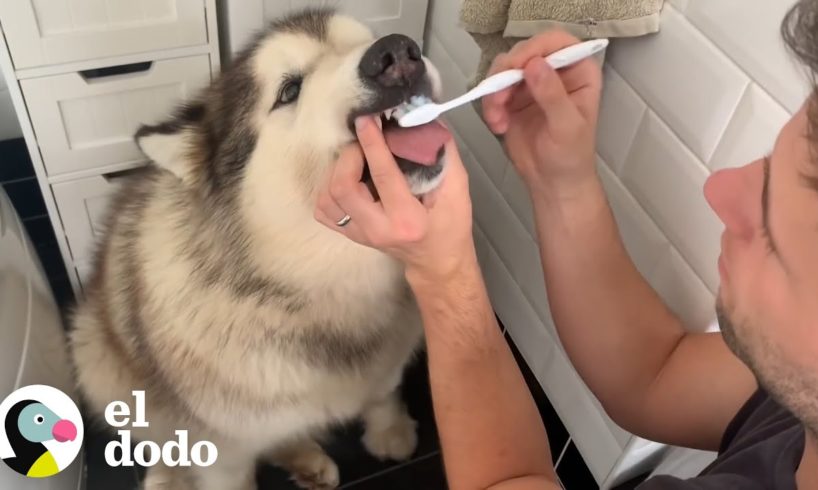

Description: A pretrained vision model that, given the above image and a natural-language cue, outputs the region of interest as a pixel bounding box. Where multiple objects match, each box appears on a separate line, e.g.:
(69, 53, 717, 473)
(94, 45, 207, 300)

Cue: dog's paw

(362, 412, 418, 461)
(289, 451, 340, 490)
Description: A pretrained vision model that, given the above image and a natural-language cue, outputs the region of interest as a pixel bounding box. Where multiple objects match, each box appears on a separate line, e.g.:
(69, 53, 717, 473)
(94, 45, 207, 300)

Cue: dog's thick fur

(68, 9, 445, 490)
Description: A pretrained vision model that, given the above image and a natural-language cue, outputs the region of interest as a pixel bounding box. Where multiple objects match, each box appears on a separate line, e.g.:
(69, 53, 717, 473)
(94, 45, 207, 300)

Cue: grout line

(21, 213, 48, 222)
(338, 450, 441, 489)
(554, 437, 572, 470)
(0, 175, 36, 186)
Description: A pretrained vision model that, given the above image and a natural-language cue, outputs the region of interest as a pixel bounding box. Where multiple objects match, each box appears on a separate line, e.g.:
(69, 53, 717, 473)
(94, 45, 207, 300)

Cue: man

(314, 0, 818, 488)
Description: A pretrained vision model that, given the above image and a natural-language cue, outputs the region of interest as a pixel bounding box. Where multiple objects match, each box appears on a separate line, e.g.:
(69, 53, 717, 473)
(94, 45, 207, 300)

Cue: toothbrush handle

(437, 39, 609, 113)
(439, 69, 524, 112)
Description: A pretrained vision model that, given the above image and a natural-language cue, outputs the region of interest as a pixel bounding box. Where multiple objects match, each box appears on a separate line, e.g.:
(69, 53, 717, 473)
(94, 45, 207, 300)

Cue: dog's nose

(359, 34, 425, 88)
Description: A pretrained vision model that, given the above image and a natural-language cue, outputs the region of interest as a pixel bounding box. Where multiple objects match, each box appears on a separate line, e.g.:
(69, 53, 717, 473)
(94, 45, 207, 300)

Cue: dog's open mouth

(348, 93, 452, 195)
(376, 101, 451, 167)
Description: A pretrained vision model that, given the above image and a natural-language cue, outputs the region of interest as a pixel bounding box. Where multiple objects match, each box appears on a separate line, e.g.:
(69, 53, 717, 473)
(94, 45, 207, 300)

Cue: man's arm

(408, 253, 560, 490)
(315, 119, 559, 490)
(481, 30, 758, 452)
(531, 179, 757, 451)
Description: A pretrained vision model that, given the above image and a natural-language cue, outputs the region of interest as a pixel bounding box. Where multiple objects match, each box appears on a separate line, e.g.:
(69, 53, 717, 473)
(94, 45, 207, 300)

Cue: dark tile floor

(2, 137, 600, 488)
(81, 352, 446, 490)
(0, 138, 75, 311)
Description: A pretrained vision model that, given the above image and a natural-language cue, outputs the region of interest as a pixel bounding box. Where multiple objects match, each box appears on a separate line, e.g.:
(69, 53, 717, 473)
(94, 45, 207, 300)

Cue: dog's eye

(273, 77, 302, 110)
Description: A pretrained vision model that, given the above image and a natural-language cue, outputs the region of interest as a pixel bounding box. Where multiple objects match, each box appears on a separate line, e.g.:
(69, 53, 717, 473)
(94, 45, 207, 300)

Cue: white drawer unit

(51, 170, 136, 265)
(0, 1, 220, 298)
(222, 0, 429, 60)
(23, 55, 212, 176)
(0, 0, 208, 69)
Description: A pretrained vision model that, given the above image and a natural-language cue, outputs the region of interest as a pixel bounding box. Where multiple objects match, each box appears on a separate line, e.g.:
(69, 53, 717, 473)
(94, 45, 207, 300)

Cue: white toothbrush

(396, 38, 609, 128)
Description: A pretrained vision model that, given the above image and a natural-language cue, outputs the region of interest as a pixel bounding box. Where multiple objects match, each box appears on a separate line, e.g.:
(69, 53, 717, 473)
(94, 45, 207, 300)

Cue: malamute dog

(68, 8, 451, 490)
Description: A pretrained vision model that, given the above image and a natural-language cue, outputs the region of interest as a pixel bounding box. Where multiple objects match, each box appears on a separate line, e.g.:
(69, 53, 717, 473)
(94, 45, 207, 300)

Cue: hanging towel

(460, 0, 665, 87)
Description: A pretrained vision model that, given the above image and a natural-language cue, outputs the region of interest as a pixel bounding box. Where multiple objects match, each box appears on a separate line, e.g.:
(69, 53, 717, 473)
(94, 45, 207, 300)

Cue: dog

(67, 8, 450, 489)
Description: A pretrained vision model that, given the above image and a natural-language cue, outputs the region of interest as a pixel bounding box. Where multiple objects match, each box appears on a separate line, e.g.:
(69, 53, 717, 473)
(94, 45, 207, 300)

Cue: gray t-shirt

(637, 389, 804, 489)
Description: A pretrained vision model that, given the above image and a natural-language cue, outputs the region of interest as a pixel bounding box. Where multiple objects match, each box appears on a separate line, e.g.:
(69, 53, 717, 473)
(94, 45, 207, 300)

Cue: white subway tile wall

(426, 0, 803, 483)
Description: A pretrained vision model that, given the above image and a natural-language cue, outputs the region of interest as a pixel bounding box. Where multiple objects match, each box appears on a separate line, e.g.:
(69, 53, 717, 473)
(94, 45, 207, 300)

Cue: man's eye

(273, 77, 302, 110)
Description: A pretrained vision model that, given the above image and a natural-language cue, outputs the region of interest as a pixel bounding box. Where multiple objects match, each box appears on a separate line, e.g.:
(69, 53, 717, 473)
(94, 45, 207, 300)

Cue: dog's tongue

(383, 120, 451, 165)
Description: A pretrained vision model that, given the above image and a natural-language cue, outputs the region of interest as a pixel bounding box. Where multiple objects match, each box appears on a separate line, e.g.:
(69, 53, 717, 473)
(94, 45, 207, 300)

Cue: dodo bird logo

(0, 385, 84, 478)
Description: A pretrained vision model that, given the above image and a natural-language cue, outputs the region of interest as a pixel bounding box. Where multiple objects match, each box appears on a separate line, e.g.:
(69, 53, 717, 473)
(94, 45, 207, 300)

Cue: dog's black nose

(359, 34, 425, 88)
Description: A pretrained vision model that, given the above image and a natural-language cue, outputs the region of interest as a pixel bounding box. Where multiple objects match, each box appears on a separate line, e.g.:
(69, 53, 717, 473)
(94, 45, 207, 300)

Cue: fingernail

(355, 116, 369, 131)
(530, 60, 550, 83)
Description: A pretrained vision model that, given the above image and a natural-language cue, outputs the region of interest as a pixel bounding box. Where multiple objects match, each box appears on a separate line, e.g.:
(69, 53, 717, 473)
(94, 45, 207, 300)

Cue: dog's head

(135, 8, 450, 214)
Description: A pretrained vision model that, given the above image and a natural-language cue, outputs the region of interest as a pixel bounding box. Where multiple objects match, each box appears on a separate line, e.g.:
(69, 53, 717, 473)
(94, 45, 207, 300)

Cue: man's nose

(704, 164, 759, 240)
(359, 34, 425, 89)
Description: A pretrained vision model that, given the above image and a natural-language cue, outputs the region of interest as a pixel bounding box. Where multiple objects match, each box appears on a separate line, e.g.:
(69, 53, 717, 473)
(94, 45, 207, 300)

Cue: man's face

(705, 96, 818, 430)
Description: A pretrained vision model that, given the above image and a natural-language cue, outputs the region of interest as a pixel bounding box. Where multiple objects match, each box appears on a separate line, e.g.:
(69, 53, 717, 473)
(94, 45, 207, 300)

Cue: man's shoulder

(634, 388, 803, 490)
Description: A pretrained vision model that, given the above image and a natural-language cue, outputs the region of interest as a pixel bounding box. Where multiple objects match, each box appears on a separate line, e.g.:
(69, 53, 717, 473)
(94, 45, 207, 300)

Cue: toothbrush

(396, 38, 609, 128)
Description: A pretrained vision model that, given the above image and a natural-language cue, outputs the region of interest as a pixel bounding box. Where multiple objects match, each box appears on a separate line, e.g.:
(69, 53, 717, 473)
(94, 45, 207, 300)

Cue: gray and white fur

(68, 8, 446, 490)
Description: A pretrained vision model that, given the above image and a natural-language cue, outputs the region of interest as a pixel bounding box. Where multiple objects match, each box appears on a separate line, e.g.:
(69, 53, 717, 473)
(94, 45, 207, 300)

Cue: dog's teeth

(376, 116, 383, 129)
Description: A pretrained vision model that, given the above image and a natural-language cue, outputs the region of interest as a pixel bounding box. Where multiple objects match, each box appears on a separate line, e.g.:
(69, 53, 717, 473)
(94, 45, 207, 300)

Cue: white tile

(467, 144, 555, 327)
(500, 168, 536, 238)
(427, 34, 509, 186)
(597, 158, 670, 281)
(475, 225, 556, 376)
(426, 0, 482, 80)
(0, 89, 22, 141)
(597, 66, 647, 174)
(710, 84, 792, 171)
(622, 112, 722, 293)
(669, 0, 689, 13)
(648, 247, 717, 332)
(686, 0, 810, 113)
(608, 6, 749, 162)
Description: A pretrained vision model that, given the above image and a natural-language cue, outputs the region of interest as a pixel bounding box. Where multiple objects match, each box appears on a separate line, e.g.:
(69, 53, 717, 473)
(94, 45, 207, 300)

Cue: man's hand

(314, 116, 475, 286)
(482, 31, 603, 203)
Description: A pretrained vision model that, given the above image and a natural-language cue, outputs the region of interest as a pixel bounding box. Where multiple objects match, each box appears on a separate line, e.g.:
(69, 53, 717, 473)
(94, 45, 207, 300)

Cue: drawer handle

(79, 61, 153, 83)
(101, 166, 148, 182)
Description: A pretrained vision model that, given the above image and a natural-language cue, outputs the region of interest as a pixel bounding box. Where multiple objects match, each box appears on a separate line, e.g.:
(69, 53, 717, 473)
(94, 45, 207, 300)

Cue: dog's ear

(135, 103, 208, 186)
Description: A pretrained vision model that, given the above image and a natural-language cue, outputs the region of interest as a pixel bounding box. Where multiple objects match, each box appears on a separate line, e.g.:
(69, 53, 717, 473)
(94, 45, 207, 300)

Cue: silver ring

(336, 214, 351, 227)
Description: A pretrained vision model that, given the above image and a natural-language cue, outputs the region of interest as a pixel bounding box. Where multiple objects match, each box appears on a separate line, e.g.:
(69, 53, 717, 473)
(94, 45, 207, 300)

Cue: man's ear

(135, 103, 207, 186)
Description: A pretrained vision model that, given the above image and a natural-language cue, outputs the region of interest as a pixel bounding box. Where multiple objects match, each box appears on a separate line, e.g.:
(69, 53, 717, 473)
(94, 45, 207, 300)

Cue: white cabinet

(22, 55, 211, 176)
(0, 0, 208, 69)
(222, 0, 429, 60)
(0, 1, 221, 296)
(51, 171, 136, 265)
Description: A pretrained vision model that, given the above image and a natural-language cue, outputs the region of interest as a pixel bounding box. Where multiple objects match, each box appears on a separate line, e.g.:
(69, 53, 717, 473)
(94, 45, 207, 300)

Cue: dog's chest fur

(95, 173, 423, 442)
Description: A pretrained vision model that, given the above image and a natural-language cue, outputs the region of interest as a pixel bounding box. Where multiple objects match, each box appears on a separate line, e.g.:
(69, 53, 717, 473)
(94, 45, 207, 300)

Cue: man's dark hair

(782, 0, 818, 152)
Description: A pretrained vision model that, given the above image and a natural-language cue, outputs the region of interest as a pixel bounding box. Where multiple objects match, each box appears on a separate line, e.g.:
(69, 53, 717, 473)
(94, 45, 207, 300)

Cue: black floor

(0, 138, 76, 311)
(2, 137, 600, 489)
(80, 352, 446, 490)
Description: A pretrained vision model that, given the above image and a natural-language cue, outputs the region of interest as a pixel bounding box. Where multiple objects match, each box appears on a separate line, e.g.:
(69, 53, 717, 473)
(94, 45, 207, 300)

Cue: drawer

(0, 0, 208, 69)
(51, 168, 142, 263)
(21, 55, 211, 176)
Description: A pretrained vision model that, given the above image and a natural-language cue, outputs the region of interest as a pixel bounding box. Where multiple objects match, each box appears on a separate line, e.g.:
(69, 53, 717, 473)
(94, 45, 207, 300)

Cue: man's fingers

(505, 30, 582, 68)
(557, 60, 603, 120)
(483, 54, 515, 132)
(481, 31, 586, 133)
(326, 142, 386, 226)
(329, 143, 371, 207)
(522, 58, 583, 133)
(354, 116, 417, 211)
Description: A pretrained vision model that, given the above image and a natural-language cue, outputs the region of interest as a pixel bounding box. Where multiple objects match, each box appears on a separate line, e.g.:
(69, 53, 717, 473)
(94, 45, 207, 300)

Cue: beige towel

(461, 0, 665, 87)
